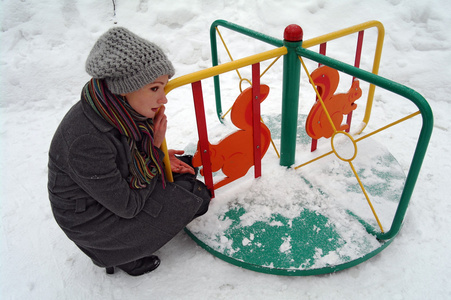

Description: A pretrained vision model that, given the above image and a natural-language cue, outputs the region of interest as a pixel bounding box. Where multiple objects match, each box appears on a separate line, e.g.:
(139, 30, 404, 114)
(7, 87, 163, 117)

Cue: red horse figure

(306, 65, 362, 139)
(192, 85, 271, 190)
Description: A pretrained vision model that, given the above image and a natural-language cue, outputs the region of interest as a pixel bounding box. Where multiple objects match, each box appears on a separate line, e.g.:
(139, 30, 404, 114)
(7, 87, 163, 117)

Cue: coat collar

(81, 98, 115, 133)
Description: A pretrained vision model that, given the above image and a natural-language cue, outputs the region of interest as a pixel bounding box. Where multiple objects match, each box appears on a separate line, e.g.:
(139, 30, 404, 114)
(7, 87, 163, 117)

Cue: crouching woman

(48, 27, 210, 276)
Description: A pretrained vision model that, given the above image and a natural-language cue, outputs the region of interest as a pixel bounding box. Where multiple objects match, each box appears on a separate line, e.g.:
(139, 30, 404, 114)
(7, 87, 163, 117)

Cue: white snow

(1, 0, 451, 299)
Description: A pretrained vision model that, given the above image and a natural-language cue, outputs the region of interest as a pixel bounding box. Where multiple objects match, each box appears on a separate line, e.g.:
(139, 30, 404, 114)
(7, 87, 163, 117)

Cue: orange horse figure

(192, 85, 271, 190)
(306, 65, 362, 139)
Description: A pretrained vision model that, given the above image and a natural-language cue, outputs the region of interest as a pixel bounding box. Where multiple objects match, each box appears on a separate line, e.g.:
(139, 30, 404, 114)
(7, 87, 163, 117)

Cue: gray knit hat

(85, 27, 175, 94)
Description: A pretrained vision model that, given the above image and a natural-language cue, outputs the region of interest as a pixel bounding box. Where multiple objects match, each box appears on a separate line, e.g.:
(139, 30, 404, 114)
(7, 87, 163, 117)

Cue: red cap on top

(284, 24, 303, 42)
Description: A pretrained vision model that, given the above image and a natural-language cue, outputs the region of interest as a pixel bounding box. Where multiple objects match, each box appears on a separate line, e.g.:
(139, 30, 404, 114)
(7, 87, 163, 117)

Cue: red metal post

(311, 42, 327, 152)
(192, 81, 215, 198)
(319, 43, 327, 65)
(252, 63, 262, 178)
(346, 30, 364, 132)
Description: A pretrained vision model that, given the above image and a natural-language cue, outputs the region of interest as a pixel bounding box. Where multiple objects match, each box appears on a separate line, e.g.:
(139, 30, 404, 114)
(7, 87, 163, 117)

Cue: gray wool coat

(48, 98, 204, 268)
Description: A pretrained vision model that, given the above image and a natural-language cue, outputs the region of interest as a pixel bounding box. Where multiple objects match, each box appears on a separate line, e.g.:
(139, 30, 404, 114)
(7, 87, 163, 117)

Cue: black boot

(92, 259, 116, 275)
(104, 256, 160, 276)
(117, 256, 161, 276)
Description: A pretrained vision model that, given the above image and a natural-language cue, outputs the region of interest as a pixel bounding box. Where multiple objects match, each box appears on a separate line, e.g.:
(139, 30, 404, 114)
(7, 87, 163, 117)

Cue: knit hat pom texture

(86, 27, 175, 94)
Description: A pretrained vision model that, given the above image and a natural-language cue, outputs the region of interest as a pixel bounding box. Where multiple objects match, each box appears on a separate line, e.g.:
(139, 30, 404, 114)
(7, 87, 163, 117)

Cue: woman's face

(123, 75, 169, 119)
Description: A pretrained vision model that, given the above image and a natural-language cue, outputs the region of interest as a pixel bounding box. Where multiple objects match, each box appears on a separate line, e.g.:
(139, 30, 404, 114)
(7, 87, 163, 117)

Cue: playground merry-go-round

(160, 20, 433, 276)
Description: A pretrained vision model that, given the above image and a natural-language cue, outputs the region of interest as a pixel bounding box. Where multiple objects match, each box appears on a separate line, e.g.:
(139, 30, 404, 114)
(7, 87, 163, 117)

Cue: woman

(48, 27, 210, 276)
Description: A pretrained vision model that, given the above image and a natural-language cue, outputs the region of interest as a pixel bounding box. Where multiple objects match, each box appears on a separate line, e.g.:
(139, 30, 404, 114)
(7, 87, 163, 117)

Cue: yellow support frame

(162, 47, 288, 181)
(165, 47, 288, 93)
(161, 21, 384, 183)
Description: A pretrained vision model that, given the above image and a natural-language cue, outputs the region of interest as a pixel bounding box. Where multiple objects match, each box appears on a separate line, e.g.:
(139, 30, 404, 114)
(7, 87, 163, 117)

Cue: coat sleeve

(67, 133, 158, 219)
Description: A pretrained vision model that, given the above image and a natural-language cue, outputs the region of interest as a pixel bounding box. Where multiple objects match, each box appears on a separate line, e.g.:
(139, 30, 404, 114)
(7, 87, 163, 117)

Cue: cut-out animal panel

(306, 65, 362, 139)
(192, 85, 271, 190)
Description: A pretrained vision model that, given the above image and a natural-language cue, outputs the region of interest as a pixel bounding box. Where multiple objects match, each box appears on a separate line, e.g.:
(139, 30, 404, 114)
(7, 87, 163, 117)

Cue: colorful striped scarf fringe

(82, 78, 165, 189)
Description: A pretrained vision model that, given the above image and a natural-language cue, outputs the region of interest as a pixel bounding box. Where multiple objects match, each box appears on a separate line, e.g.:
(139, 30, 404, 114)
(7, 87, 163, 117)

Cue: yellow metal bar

(216, 27, 234, 62)
(302, 20, 384, 48)
(355, 111, 420, 143)
(348, 161, 384, 233)
(270, 137, 280, 158)
(261, 55, 282, 78)
(160, 139, 173, 182)
(303, 20, 385, 134)
(221, 106, 233, 119)
(294, 150, 334, 170)
(258, 116, 280, 158)
(216, 27, 245, 82)
(165, 47, 288, 94)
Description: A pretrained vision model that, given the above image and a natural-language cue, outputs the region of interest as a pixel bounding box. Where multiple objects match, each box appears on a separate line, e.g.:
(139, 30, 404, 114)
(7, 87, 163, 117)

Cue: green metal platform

(185, 115, 405, 275)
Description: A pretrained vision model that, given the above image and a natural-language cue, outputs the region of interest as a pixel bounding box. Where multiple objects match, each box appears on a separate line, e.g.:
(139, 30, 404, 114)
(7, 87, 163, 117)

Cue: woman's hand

(153, 106, 167, 148)
(169, 150, 195, 175)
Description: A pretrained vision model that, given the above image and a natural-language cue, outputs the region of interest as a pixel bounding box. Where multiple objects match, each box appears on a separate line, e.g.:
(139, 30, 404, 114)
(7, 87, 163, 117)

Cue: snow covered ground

(1, 0, 450, 299)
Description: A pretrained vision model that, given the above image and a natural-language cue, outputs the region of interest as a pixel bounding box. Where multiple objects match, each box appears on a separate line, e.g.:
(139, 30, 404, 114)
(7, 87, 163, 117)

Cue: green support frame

(208, 19, 433, 240)
(185, 20, 434, 275)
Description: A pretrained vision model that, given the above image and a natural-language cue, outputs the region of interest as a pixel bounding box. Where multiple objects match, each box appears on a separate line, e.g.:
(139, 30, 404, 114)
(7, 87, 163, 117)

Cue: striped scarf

(82, 78, 165, 189)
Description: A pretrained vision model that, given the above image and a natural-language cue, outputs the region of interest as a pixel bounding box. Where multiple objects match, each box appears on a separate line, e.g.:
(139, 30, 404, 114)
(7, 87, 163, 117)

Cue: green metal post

(210, 20, 284, 122)
(210, 23, 223, 122)
(280, 25, 303, 167)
